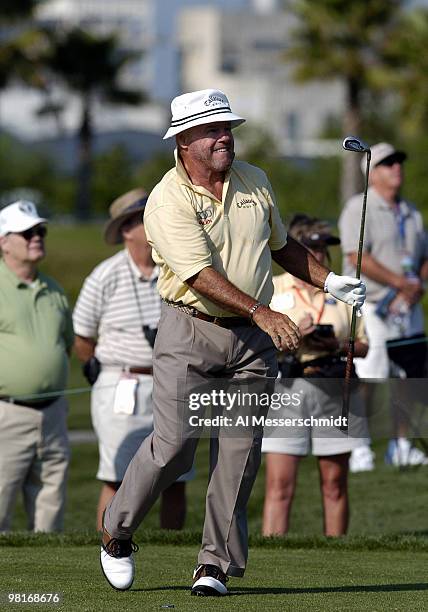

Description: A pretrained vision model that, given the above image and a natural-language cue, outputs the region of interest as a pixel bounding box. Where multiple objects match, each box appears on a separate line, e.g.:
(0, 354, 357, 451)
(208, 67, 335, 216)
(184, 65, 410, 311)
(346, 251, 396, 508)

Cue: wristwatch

(248, 301, 264, 323)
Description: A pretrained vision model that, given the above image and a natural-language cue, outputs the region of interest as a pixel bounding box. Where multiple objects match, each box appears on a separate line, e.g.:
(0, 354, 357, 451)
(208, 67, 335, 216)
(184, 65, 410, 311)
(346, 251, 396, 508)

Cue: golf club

(341, 136, 371, 431)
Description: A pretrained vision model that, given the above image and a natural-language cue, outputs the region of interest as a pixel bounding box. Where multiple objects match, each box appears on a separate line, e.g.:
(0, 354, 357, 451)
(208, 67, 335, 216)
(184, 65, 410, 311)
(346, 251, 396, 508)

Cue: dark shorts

(387, 333, 427, 378)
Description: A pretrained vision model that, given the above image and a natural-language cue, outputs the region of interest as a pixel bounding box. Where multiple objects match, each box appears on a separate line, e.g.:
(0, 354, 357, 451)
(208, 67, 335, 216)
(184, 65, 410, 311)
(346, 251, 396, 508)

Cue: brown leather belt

(164, 299, 251, 328)
(128, 366, 153, 375)
(193, 311, 251, 328)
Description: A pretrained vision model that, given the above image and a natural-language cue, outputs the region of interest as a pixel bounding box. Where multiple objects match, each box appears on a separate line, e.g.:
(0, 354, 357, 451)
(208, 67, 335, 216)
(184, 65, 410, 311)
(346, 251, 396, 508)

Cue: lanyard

(126, 260, 157, 331)
(294, 287, 325, 324)
(394, 202, 407, 252)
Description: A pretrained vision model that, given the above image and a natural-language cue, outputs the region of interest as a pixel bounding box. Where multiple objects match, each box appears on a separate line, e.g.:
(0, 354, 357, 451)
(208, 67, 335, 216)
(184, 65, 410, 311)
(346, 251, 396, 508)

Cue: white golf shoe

(100, 531, 138, 591)
(349, 445, 375, 473)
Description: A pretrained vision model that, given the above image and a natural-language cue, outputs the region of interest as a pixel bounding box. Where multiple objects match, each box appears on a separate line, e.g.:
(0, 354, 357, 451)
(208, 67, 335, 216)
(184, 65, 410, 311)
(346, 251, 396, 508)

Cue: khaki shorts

(261, 378, 370, 456)
(91, 369, 195, 482)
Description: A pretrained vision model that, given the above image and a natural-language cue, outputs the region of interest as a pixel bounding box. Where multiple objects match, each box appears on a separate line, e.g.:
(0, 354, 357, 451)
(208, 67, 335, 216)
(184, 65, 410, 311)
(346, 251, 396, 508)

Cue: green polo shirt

(0, 259, 74, 398)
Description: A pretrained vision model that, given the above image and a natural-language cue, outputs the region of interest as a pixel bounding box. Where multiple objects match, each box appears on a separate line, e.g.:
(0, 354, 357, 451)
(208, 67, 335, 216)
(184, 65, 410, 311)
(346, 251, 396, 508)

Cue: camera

(311, 324, 334, 338)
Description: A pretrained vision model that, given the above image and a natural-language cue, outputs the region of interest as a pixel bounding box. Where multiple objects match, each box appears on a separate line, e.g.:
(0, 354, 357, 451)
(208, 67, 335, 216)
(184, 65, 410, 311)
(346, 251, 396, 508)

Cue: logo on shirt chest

(196, 208, 213, 226)
(237, 198, 257, 209)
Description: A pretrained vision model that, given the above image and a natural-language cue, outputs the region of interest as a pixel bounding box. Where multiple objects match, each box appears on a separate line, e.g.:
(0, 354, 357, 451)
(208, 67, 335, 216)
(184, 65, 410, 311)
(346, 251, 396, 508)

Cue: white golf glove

(324, 272, 366, 313)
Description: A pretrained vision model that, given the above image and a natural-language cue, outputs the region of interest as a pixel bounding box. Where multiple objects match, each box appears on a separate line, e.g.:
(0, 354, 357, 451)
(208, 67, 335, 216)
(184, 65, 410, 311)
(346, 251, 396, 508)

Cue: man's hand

(325, 272, 366, 308)
(398, 277, 424, 305)
(252, 305, 301, 351)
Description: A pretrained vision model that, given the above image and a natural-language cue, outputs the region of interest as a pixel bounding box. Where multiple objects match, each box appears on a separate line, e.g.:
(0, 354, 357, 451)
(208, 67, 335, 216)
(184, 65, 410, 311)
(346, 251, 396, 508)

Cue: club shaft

(341, 150, 371, 431)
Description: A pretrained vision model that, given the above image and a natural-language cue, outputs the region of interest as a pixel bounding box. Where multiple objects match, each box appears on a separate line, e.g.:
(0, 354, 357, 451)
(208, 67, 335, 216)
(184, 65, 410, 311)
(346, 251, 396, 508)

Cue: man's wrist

(248, 301, 264, 323)
(392, 274, 405, 291)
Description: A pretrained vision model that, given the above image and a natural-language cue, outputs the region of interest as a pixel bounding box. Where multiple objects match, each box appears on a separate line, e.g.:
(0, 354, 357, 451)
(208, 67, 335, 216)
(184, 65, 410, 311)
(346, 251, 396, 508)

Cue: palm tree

(41, 27, 144, 219)
(0, 1, 43, 125)
(285, 0, 404, 202)
(383, 8, 428, 138)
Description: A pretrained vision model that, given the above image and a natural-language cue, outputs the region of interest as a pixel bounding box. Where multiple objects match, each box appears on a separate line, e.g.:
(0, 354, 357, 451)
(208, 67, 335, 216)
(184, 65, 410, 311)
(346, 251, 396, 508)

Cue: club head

(342, 136, 371, 153)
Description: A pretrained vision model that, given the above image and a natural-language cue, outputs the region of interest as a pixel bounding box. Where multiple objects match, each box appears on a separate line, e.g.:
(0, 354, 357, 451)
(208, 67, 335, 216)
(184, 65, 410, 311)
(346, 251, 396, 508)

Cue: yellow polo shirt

(144, 152, 288, 317)
(271, 272, 368, 363)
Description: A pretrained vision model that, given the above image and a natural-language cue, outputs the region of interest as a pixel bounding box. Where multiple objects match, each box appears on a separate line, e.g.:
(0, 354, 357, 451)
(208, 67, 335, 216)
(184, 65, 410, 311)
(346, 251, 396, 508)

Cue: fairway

(2, 542, 428, 611)
(4, 223, 428, 612)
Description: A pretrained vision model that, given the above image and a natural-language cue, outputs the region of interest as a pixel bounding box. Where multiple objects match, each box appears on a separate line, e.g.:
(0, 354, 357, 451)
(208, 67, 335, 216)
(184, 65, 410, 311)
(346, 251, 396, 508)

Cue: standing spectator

(98, 89, 365, 595)
(339, 143, 428, 468)
(262, 215, 369, 536)
(73, 188, 191, 531)
(0, 201, 73, 532)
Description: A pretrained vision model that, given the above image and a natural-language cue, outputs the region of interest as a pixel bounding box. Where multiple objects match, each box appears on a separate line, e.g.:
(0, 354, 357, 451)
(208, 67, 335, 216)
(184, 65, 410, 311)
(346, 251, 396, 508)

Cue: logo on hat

(18, 201, 36, 215)
(204, 94, 227, 107)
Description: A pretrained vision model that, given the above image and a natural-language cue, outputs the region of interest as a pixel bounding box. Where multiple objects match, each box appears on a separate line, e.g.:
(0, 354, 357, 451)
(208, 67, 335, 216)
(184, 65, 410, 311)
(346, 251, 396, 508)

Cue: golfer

(99, 89, 366, 596)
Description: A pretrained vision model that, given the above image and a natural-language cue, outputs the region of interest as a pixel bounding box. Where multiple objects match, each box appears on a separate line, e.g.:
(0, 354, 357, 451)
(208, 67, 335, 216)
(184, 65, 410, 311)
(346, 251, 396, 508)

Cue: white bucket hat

(163, 89, 245, 139)
(0, 200, 47, 237)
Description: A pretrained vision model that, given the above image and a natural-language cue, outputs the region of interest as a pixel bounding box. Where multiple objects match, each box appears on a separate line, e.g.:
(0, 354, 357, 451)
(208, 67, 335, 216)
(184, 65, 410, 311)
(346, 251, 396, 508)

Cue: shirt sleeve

(73, 272, 104, 338)
(339, 197, 371, 254)
(145, 201, 212, 282)
(264, 179, 288, 250)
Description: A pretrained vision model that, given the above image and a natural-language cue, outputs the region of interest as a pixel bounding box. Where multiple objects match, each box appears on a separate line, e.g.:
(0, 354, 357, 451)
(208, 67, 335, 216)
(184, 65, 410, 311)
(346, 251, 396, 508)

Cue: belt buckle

(212, 317, 223, 327)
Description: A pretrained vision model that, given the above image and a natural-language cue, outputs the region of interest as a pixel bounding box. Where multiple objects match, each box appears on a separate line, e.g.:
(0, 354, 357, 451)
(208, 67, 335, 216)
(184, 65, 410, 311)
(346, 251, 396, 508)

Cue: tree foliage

(40, 27, 144, 219)
(383, 8, 428, 137)
(285, 0, 405, 202)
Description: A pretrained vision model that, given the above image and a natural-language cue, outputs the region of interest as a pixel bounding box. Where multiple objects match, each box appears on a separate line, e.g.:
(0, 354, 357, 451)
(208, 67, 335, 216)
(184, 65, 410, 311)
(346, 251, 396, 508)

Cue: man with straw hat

(73, 188, 192, 532)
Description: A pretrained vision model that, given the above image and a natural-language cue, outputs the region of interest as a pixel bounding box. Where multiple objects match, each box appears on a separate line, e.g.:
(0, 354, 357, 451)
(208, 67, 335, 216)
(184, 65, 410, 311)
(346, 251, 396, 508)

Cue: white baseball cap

(361, 142, 407, 173)
(163, 89, 245, 139)
(0, 200, 47, 237)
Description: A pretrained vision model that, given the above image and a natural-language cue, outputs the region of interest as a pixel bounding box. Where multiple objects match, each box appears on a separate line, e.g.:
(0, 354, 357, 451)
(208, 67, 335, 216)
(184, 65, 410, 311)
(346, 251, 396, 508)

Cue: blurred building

(178, 5, 345, 156)
(1, 0, 343, 161)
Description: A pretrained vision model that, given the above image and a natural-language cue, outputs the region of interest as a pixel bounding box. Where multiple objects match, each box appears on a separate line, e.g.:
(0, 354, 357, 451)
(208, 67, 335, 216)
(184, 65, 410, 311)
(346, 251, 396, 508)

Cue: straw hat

(104, 188, 148, 245)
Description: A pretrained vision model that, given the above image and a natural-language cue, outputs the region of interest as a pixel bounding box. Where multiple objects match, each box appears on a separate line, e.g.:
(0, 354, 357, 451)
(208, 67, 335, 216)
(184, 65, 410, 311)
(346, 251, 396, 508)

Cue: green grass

(1, 544, 427, 611)
(8, 440, 428, 536)
(4, 223, 428, 610)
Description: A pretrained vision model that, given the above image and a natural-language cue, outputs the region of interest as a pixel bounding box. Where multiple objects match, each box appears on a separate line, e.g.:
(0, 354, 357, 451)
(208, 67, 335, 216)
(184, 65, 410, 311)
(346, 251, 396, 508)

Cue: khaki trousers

(105, 303, 277, 576)
(0, 397, 69, 532)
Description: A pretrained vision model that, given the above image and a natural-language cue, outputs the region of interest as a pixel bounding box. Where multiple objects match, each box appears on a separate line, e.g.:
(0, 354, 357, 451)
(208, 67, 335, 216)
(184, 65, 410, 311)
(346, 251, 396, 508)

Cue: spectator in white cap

(0, 201, 74, 531)
(99, 89, 366, 596)
(339, 143, 428, 469)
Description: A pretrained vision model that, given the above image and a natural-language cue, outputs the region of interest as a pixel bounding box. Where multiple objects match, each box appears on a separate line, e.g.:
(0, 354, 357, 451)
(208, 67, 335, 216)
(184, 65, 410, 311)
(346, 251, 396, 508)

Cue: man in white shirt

(73, 188, 192, 530)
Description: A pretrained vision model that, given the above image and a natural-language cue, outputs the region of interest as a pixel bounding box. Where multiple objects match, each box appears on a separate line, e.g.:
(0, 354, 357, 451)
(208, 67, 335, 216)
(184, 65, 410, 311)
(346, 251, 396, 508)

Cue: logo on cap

(18, 201, 35, 215)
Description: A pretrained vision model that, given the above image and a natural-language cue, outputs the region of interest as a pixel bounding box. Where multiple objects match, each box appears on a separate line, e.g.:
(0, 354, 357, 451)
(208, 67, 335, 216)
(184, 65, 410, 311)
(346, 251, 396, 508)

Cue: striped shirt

(73, 250, 160, 367)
